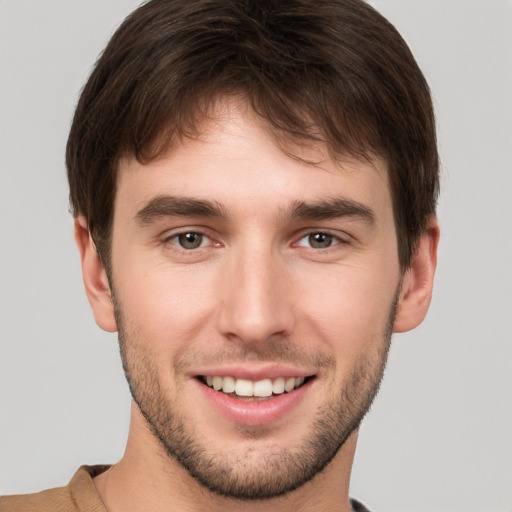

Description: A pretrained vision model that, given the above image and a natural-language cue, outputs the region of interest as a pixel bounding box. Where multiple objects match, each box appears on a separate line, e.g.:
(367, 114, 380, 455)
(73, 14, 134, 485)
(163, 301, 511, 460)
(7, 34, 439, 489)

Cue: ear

(394, 218, 440, 333)
(74, 217, 117, 332)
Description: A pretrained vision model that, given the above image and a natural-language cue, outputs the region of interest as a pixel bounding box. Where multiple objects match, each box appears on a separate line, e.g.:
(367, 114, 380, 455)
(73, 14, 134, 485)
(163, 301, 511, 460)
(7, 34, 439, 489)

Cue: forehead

(115, 98, 392, 219)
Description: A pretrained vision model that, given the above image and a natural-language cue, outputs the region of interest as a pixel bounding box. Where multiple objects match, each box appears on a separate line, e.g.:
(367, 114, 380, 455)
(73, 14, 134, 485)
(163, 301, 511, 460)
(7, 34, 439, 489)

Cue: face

(109, 99, 403, 499)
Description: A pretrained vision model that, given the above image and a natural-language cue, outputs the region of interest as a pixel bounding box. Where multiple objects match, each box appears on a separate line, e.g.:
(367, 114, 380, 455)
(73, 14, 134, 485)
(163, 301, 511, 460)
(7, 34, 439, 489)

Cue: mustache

(172, 341, 336, 373)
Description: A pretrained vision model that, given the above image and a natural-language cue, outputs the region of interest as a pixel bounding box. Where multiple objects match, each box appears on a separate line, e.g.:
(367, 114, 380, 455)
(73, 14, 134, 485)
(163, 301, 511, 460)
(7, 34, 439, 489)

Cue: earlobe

(74, 217, 118, 333)
(394, 218, 440, 333)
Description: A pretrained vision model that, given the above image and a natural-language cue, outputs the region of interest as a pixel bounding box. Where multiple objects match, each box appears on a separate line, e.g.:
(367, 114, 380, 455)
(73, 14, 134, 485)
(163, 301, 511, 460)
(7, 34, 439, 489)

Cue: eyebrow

(287, 197, 375, 224)
(135, 195, 227, 225)
(135, 194, 375, 226)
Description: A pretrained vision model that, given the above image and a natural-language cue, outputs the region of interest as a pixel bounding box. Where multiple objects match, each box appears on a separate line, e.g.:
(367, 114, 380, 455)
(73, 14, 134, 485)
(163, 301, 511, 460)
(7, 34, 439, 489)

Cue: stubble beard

(114, 294, 397, 501)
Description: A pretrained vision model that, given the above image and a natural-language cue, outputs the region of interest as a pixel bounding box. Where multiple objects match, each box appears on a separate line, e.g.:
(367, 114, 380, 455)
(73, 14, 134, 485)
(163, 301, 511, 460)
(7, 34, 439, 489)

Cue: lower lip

(196, 379, 313, 426)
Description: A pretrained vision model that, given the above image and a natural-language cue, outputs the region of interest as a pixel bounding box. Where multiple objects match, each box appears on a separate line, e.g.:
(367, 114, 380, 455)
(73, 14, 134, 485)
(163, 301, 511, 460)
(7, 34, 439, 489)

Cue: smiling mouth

(200, 375, 313, 401)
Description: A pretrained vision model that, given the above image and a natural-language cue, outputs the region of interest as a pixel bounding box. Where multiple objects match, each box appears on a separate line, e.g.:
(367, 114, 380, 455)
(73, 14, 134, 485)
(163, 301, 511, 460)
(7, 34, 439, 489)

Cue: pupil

(179, 233, 202, 249)
(310, 233, 332, 248)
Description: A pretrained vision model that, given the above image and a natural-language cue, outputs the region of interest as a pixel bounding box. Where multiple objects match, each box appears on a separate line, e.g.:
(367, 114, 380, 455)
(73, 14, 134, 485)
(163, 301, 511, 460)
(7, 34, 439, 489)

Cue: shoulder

(0, 485, 77, 512)
(351, 498, 372, 512)
(0, 466, 109, 512)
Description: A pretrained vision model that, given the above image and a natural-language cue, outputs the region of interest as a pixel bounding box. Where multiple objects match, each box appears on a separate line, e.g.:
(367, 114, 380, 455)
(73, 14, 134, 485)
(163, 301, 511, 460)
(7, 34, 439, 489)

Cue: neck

(94, 403, 358, 512)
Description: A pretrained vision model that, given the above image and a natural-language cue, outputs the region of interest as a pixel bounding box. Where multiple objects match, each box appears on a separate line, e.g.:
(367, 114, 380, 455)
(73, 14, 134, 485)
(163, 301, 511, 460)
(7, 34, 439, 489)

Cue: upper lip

(190, 364, 316, 381)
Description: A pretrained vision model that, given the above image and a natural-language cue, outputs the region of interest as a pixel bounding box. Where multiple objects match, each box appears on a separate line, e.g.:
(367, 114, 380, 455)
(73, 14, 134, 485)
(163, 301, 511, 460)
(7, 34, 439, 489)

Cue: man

(0, 0, 439, 510)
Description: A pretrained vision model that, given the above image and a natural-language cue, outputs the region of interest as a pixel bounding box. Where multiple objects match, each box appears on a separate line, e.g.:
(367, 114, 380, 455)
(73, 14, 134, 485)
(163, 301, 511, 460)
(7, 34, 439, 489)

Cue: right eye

(167, 232, 210, 250)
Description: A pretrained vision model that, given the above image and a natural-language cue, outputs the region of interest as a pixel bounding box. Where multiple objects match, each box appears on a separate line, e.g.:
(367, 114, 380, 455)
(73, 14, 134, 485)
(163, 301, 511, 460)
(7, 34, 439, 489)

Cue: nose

(217, 244, 295, 346)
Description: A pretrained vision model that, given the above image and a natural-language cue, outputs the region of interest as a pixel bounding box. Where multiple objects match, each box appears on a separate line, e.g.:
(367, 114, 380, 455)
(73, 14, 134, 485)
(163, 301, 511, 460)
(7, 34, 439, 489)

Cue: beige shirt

(0, 466, 109, 512)
(0, 466, 371, 512)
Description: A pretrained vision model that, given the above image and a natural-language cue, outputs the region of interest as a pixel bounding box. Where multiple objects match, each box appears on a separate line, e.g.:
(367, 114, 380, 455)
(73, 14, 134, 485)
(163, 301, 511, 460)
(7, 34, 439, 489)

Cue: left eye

(169, 232, 210, 250)
(296, 232, 340, 249)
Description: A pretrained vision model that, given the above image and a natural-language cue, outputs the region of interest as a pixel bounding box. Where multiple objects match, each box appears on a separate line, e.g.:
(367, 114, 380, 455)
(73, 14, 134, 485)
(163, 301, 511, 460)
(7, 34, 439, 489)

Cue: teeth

(272, 377, 285, 394)
(212, 376, 223, 391)
(203, 375, 307, 397)
(284, 377, 295, 392)
(222, 376, 235, 393)
(235, 379, 253, 396)
(254, 379, 272, 397)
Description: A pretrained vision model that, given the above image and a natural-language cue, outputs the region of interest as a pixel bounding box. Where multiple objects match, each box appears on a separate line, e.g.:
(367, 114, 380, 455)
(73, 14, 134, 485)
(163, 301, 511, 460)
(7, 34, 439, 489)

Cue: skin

(75, 98, 439, 512)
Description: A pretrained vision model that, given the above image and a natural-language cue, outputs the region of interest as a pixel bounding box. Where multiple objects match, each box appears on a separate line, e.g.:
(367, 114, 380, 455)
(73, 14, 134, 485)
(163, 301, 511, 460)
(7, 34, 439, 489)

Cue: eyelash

(164, 230, 216, 251)
(294, 231, 347, 250)
(162, 229, 348, 252)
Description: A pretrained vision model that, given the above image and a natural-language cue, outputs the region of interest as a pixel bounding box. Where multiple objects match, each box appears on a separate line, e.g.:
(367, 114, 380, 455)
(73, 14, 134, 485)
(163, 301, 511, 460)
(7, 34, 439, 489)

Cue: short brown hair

(66, 0, 439, 271)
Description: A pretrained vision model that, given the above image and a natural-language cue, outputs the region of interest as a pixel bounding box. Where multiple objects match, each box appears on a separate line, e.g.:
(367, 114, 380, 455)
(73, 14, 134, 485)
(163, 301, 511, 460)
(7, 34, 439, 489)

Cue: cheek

(114, 259, 218, 344)
(296, 263, 398, 352)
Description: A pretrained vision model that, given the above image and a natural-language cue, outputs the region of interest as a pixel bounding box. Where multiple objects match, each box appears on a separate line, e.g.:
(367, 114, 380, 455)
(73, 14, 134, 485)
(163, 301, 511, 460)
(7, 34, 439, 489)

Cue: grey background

(1, 1, 511, 511)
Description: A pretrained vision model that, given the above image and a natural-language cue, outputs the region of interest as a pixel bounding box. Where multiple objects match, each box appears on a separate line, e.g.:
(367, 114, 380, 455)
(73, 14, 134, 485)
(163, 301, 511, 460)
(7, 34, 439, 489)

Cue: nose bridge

(218, 239, 293, 345)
